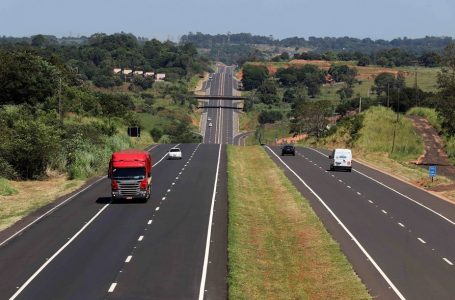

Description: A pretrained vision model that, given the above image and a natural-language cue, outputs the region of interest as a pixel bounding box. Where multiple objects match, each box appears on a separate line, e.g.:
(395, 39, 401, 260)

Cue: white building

(113, 68, 122, 74)
(156, 73, 166, 81)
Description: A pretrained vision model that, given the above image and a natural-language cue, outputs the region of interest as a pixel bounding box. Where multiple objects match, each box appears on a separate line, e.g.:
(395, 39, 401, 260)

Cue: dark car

(281, 145, 295, 156)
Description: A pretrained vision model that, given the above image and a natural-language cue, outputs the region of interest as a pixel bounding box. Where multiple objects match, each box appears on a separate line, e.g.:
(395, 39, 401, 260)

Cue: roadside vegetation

(227, 146, 370, 299)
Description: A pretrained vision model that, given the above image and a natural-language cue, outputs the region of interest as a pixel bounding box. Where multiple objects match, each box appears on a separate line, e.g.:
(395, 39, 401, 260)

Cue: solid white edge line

(10, 203, 111, 300)
(265, 146, 406, 300)
(443, 258, 453, 265)
(0, 175, 106, 248)
(108, 282, 117, 293)
(308, 147, 455, 226)
(9, 146, 172, 299)
(198, 143, 222, 300)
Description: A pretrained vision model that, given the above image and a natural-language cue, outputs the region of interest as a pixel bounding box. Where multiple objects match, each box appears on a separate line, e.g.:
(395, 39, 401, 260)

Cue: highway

(266, 145, 455, 300)
(0, 144, 228, 300)
(203, 66, 236, 145)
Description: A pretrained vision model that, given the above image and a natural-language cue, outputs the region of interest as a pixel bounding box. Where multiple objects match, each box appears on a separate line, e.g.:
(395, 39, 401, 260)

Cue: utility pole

(414, 62, 418, 106)
(387, 83, 390, 107)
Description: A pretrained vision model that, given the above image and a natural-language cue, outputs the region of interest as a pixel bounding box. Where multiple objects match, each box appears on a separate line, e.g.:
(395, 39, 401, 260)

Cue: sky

(0, 0, 454, 41)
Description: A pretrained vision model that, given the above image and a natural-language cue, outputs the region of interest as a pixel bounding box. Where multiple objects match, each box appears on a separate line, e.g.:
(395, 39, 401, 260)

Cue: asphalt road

(203, 66, 236, 145)
(266, 145, 455, 300)
(0, 144, 227, 300)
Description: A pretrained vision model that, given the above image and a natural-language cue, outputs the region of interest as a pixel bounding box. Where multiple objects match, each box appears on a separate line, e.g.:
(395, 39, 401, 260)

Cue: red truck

(108, 149, 152, 201)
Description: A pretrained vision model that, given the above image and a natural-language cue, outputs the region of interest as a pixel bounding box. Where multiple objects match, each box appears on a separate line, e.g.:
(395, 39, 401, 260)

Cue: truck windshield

(112, 167, 146, 180)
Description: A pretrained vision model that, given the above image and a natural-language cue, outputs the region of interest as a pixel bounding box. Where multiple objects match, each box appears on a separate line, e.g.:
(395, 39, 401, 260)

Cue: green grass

(227, 146, 370, 299)
(0, 178, 18, 196)
(406, 107, 443, 132)
(356, 106, 423, 161)
(399, 66, 440, 92)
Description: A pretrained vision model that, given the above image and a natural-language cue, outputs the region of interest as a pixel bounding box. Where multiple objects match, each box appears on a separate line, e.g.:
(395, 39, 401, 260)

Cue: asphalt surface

(203, 66, 236, 145)
(0, 144, 228, 300)
(266, 145, 455, 300)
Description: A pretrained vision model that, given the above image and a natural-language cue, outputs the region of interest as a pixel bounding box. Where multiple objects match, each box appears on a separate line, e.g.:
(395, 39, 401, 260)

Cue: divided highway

(203, 66, 237, 145)
(266, 145, 455, 300)
(0, 144, 228, 300)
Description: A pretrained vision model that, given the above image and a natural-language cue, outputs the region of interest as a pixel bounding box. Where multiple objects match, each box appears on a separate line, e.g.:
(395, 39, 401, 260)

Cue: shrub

(0, 178, 18, 196)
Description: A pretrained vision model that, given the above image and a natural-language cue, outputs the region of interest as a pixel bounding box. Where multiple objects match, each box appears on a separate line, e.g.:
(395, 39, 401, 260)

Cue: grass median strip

(227, 146, 370, 299)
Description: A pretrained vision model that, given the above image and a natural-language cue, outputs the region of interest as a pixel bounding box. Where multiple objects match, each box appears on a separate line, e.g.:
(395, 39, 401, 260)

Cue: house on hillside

(113, 68, 122, 74)
(156, 73, 166, 81)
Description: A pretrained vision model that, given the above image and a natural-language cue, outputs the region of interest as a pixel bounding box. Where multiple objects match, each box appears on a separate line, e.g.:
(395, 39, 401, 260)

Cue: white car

(208, 123, 213, 127)
(207, 117, 212, 121)
(168, 147, 182, 160)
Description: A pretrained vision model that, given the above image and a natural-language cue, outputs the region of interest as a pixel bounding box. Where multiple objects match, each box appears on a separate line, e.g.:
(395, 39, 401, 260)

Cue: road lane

(266, 145, 455, 300)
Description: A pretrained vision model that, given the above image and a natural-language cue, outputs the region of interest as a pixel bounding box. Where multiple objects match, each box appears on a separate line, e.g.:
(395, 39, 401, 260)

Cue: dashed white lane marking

(443, 258, 454, 266)
(167, 189, 171, 193)
(172, 182, 175, 185)
(368, 200, 374, 204)
(338, 179, 343, 182)
(266, 146, 405, 300)
(147, 220, 152, 225)
(347, 186, 351, 189)
(357, 192, 361, 196)
(417, 238, 426, 244)
(162, 197, 166, 201)
(331, 175, 335, 177)
(398, 222, 405, 228)
(108, 283, 117, 292)
(155, 207, 160, 211)
(138, 236, 144, 241)
(382, 210, 388, 214)
(125, 255, 132, 263)
(309, 148, 455, 226)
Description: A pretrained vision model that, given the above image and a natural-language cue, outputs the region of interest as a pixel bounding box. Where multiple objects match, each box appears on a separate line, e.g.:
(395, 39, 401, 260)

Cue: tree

(357, 56, 371, 66)
(373, 72, 396, 96)
(242, 64, 268, 90)
(0, 51, 60, 106)
(257, 79, 279, 104)
(436, 42, 455, 134)
(291, 100, 333, 138)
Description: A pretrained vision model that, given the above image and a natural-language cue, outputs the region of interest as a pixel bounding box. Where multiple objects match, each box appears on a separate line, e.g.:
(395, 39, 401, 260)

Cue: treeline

(293, 48, 441, 67)
(181, 32, 453, 54)
(0, 33, 210, 88)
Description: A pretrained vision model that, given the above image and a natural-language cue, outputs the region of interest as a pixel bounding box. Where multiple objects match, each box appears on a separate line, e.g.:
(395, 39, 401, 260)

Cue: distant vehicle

(207, 117, 212, 121)
(208, 74, 213, 80)
(329, 148, 352, 172)
(208, 123, 213, 127)
(168, 147, 182, 160)
(281, 145, 295, 156)
(108, 149, 152, 201)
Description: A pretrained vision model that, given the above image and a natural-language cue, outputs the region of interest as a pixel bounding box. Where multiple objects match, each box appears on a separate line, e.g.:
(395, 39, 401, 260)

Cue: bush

(258, 110, 283, 124)
(0, 178, 18, 196)
(444, 136, 455, 164)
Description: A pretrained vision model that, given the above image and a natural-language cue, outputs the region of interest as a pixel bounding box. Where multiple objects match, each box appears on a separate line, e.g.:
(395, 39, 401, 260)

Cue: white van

(329, 149, 352, 172)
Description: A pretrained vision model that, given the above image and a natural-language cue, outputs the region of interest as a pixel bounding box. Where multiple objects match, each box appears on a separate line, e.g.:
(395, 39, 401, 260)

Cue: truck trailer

(108, 149, 152, 201)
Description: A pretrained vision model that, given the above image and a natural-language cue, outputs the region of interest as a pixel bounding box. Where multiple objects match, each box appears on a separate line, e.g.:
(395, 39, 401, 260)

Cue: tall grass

(406, 107, 442, 132)
(0, 178, 18, 196)
(69, 135, 132, 179)
(444, 136, 455, 164)
(355, 106, 423, 161)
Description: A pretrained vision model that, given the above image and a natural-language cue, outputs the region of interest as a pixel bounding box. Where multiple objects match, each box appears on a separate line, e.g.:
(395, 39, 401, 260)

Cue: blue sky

(0, 0, 453, 40)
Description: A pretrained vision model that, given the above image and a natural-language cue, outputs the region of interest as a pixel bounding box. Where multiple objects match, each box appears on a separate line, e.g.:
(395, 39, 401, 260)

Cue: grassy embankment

(314, 106, 455, 195)
(228, 146, 370, 299)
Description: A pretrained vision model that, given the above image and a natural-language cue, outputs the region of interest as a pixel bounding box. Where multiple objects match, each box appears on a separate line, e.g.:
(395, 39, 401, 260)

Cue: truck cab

(109, 150, 152, 201)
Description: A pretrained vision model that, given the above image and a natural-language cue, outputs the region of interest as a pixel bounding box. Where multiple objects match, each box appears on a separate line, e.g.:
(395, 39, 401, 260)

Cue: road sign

(429, 165, 436, 178)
